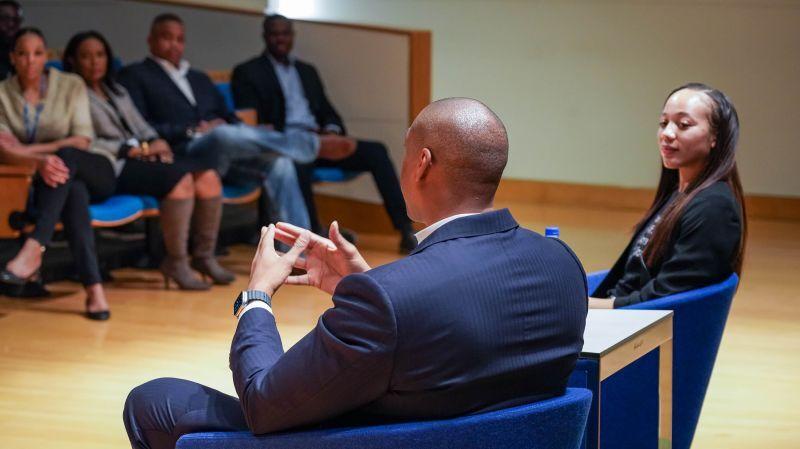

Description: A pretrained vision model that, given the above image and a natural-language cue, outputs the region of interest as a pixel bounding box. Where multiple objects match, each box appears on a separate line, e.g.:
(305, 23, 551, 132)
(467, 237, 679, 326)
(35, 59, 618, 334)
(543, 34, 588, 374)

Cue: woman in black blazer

(589, 83, 747, 308)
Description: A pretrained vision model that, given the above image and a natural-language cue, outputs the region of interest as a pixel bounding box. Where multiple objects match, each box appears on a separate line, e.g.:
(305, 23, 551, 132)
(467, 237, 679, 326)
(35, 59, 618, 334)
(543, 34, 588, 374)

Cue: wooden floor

(1, 199, 798, 449)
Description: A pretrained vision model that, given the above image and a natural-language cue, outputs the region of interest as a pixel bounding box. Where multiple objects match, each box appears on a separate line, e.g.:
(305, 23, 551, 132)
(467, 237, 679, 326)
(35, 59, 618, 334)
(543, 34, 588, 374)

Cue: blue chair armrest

(622, 273, 739, 311)
(177, 388, 592, 449)
(586, 269, 610, 294)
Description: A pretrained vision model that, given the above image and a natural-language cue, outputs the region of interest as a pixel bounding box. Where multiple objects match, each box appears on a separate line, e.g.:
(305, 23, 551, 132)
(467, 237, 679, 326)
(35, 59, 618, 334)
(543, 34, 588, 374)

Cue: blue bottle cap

(545, 226, 560, 238)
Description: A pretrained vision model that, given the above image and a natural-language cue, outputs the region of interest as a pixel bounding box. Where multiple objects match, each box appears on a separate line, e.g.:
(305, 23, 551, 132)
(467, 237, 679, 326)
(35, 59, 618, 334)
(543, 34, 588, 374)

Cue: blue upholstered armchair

(176, 388, 592, 449)
(587, 270, 739, 449)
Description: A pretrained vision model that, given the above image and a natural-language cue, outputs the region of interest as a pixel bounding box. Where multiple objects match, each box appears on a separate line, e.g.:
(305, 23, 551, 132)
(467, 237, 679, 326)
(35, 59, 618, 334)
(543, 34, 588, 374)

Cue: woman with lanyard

(62, 30, 233, 290)
(0, 27, 115, 320)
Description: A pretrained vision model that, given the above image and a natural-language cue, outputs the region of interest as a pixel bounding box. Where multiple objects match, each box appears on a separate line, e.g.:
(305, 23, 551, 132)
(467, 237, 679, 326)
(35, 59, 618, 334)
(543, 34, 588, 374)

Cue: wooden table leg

(659, 338, 673, 449)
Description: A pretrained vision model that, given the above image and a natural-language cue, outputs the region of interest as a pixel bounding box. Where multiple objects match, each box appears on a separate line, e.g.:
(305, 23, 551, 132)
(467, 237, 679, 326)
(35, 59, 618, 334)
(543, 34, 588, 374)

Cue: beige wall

(25, 0, 800, 198)
(265, 0, 800, 198)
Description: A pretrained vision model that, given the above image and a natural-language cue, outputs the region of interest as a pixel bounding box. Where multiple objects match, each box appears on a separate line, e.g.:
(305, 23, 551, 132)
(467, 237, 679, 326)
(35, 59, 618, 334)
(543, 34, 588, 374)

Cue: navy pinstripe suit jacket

(230, 209, 588, 434)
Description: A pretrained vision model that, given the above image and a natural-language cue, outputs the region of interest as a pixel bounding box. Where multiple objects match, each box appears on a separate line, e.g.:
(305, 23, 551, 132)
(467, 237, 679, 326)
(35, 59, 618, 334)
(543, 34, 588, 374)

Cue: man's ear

(415, 147, 432, 182)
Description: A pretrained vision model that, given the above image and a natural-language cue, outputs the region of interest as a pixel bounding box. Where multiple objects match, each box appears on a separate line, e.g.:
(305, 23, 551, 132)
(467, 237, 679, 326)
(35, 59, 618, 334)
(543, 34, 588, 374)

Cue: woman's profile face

(10, 33, 46, 81)
(657, 89, 717, 171)
(74, 37, 107, 86)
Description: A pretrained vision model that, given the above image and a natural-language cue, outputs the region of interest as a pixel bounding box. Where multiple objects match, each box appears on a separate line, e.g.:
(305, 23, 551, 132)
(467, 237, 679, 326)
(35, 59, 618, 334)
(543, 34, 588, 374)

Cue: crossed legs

(123, 377, 248, 449)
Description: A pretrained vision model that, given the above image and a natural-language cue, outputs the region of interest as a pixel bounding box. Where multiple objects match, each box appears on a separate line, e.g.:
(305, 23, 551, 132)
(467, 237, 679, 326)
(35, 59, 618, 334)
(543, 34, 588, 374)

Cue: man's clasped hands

(247, 221, 372, 298)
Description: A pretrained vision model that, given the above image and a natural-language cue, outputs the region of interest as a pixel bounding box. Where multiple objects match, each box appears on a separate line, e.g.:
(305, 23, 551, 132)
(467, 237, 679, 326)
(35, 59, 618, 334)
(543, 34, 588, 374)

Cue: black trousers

(124, 377, 248, 449)
(30, 148, 115, 285)
(295, 139, 411, 234)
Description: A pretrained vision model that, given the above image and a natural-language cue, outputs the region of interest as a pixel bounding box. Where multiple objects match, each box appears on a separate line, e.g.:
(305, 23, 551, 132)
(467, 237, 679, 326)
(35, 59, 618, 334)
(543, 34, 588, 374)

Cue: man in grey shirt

(232, 15, 416, 252)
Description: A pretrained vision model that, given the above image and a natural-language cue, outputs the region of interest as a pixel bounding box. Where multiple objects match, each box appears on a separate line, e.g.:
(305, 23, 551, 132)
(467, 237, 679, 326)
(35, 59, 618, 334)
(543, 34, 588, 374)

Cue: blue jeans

(185, 124, 317, 229)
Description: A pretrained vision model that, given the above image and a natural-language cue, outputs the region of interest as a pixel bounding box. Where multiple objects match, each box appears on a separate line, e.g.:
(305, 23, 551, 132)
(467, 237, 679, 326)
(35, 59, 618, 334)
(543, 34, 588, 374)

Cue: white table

(579, 310, 674, 449)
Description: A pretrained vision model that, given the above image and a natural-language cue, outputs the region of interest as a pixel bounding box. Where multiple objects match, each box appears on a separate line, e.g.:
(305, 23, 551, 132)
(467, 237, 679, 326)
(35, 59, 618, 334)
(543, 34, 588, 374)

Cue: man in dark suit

(123, 98, 588, 449)
(231, 14, 416, 252)
(118, 13, 356, 230)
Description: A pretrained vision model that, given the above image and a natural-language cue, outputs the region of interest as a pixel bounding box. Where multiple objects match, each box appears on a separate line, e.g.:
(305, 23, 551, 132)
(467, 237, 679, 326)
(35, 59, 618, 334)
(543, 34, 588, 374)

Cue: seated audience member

(0, 1, 22, 80)
(64, 30, 233, 290)
(589, 83, 746, 308)
(232, 14, 416, 252)
(123, 98, 588, 448)
(117, 13, 355, 230)
(0, 28, 113, 320)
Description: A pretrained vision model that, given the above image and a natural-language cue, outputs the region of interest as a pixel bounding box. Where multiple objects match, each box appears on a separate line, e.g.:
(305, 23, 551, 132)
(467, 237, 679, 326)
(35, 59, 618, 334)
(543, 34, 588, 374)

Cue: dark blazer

(231, 54, 345, 133)
(593, 181, 743, 307)
(230, 209, 588, 434)
(117, 58, 238, 148)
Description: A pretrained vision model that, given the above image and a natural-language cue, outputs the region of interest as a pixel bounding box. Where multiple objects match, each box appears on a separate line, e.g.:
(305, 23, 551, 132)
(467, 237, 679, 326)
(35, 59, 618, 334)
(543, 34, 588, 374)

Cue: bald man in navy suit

(123, 98, 588, 449)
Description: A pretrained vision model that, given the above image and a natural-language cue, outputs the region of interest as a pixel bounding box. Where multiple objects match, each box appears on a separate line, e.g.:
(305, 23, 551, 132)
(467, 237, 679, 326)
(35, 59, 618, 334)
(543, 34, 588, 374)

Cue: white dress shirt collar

(150, 56, 196, 106)
(266, 53, 296, 67)
(414, 213, 479, 245)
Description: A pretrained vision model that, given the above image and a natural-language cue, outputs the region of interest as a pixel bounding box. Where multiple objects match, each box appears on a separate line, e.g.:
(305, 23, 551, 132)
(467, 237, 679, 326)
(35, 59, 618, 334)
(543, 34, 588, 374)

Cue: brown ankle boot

(159, 198, 210, 291)
(190, 197, 235, 285)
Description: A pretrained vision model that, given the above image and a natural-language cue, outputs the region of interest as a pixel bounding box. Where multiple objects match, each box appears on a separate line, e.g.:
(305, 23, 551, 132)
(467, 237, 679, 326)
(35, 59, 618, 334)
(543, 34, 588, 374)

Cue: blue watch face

(233, 296, 243, 316)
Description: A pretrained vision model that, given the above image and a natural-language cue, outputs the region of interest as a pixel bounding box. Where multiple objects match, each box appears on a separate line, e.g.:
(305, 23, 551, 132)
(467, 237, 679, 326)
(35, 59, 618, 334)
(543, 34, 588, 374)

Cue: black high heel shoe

(0, 269, 50, 297)
(85, 298, 110, 321)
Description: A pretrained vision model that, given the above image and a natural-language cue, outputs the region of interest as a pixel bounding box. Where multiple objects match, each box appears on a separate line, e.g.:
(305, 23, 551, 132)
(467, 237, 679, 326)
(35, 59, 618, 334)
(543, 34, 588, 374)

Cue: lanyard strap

(23, 102, 44, 144)
(22, 75, 47, 144)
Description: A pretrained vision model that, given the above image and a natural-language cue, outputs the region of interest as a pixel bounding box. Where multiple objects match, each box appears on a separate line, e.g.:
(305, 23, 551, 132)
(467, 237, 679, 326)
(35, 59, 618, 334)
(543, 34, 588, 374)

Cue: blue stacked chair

(222, 184, 262, 205)
(45, 60, 63, 71)
(216, 82, 236, 112)
(88, 195, 144, 227)
(176, 388, 592, 449)
(586, 270, 739, 449)
(137, 186, 263, 212)
(139, 195, 160, 217)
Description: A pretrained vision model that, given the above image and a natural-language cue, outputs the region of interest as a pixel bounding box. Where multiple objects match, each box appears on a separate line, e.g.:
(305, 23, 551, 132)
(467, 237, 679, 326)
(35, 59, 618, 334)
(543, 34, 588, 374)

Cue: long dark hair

(639, 83, 747, 275)
(62, 30, 121, 95)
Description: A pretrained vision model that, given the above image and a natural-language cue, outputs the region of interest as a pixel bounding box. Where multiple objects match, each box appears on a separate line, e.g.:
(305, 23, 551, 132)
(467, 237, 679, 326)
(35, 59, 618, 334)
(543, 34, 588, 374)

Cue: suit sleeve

(230, 272, 397, 434)
(310, 66, 345, 134)
(231, 65, 260, 111)
(613, 192, 742, 307)
(117, 67, 189, 143)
